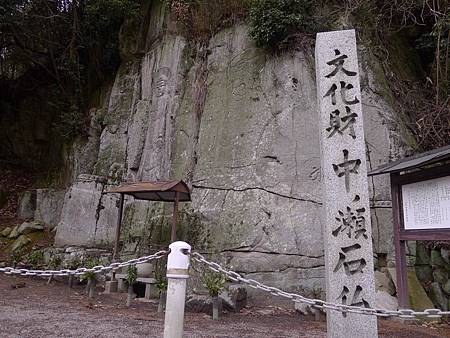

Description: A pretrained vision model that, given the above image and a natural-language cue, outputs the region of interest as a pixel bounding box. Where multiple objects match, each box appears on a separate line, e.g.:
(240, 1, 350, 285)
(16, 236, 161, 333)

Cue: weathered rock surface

(185, 294, 216, 315)
(52, 2, 413, 301)
(442, 248, 450, 264)
(11, 235, 31, 252)
(429, 282, 448, 311)
(55, 175, 117, 247)
(375, 270, 396, 296)
(17, 190, 36, 219)
(416, 244, 431, 265)
(42, 246, 111, 269)
(34, 189, 65, 229)
(443, 280, 450, 295)
(17, 221, 44, 235)
(388, 267, 435, 310)
(1, 227, 12, 237)
(433, 267, 449, 285)
(185, 293, 235, 316)
(431, 249, 446, 266)
(415, 265, 433, 284)
(8, 225, 20, 239)
(220, 285, 247, 313)
(375, 290, 398, 311)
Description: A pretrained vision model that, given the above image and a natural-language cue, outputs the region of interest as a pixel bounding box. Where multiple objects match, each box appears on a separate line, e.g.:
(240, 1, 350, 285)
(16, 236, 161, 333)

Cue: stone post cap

(167, 241, 191, 279)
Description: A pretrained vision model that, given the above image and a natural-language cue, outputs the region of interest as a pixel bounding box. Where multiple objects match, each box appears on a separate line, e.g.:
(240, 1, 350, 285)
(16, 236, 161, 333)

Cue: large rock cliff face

(54, 1, 410, 298)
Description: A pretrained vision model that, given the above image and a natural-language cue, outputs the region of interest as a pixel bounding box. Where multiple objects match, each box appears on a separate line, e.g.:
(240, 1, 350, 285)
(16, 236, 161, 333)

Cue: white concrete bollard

(163, 241, 191, 338)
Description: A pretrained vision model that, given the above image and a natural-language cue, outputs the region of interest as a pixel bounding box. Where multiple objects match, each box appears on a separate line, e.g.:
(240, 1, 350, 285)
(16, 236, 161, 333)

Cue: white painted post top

(167, 241, 191, 279)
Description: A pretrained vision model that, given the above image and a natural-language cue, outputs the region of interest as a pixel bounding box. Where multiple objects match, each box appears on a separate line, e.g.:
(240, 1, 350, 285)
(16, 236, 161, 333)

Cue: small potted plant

(126, 265, 137, 307)
(80, 258, 99, 298)
(203, 271, 226, 320)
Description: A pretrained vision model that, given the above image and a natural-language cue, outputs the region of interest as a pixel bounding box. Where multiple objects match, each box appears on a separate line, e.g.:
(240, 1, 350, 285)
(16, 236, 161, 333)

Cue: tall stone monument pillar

(315, 29, 378, 338)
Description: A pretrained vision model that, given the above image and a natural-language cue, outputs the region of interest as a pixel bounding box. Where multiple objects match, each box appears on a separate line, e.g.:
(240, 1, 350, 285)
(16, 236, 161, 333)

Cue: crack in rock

(216, 248, 324, 259)
(245, 265, 325, 274)
(94, 185, 106, 237)
(192, 184, 322, 205)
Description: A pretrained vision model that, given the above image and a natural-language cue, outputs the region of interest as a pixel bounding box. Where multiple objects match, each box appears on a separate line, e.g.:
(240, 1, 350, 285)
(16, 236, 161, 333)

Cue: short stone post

(68, 275, 74, 288)
(315, 29, 377, 338)
(88, 279, 96, 298)
(126, 284, 134, 307)
(212, 296, 220, 320)
(163, 241, 191, 338)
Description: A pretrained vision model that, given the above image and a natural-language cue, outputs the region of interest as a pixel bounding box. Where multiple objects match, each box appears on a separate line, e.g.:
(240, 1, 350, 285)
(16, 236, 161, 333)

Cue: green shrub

(65, 257, 82, 270)
(126, 265, 138, 285)
(154, 260, 168, 292)
(156, 277, 168, 292)
(248, 0, 318, 48)
(202, 271, 226, 297)
(27, 251, 44, 269)
(80, 258, 100, 282)
(48, 255, 62, 269)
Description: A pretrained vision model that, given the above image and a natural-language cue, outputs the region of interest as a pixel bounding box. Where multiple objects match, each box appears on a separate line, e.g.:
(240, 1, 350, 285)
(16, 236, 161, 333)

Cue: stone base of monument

(104, 280, 118, 294)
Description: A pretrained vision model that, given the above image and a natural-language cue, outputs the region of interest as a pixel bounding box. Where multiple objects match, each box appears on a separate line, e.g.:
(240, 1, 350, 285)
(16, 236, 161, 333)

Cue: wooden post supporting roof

(112, 193, 124, 262)
(106, 180, 191, 259)
(171, 191, 179, 243)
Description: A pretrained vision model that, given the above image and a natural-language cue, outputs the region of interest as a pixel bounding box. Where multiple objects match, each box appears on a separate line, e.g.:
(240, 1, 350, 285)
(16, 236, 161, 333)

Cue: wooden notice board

(390, 163, 450, 308)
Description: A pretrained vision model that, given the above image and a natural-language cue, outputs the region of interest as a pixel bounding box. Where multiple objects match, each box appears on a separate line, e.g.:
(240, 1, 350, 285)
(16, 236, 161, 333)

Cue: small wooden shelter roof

(107, 180, 191, 202)
(368, 144, 450, 177)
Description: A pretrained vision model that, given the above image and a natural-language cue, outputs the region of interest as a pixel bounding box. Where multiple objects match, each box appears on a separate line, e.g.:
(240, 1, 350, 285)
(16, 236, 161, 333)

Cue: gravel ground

(1, 275, 450, 338)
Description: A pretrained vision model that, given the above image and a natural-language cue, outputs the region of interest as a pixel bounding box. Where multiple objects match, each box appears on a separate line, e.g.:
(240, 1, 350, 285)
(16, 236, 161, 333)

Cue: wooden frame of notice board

(391, 163, 450, 308)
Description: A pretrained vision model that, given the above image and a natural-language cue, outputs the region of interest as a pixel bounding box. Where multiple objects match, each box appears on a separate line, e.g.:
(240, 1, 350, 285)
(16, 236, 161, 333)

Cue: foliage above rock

(248, 0, 320, 48)
(0, 0, 140, 141)
(166, 0, 251, 41)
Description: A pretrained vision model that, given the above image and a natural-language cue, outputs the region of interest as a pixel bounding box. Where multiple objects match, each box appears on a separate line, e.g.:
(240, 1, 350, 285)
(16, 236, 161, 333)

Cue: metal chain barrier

(0, 250, 168, 278)
(192, 251, 449, 319)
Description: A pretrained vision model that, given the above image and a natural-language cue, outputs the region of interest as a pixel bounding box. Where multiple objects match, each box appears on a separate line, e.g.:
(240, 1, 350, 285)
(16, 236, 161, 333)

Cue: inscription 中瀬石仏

(316, 29, 377, 337)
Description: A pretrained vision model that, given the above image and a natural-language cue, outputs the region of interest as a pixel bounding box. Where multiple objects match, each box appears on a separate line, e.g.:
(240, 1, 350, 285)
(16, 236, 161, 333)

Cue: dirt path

(1, 275, 449, 338)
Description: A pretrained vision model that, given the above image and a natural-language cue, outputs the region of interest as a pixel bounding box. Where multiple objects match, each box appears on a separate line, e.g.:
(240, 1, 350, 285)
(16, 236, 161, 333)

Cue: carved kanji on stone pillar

(315, 29, 377, 338)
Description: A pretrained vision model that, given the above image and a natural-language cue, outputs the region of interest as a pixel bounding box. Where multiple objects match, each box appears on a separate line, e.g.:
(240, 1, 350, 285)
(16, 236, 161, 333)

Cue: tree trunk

(212, 296, 220, 320)
(157, 291, 166, 313)
(126, 284, 134, 307)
